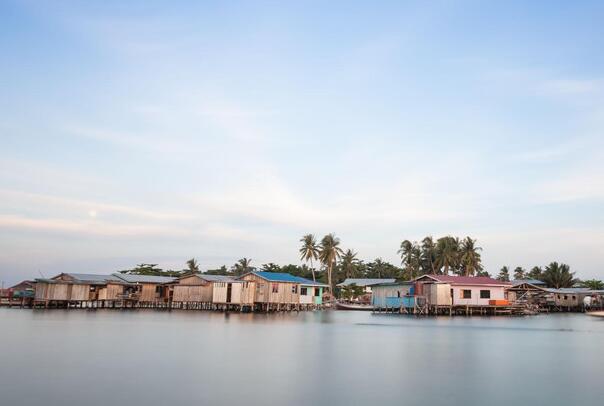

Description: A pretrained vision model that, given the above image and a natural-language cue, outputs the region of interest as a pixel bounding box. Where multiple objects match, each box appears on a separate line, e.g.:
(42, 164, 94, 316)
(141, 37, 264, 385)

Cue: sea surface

(1, 308, 603, 405)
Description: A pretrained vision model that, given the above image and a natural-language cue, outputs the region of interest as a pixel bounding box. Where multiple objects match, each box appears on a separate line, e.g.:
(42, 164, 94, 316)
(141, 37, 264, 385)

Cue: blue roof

(251, 272, 327, 286)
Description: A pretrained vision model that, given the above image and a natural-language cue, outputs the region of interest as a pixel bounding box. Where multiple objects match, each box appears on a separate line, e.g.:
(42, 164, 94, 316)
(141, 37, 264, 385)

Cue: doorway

(226, 283, 232, 303)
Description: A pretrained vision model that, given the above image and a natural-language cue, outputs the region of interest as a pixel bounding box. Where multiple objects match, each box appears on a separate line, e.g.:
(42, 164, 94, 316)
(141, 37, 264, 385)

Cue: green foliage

(435, 236, 461, 275)
(398, 240, 421, 278)
(340, 249, 360, 279)
(299, 234, 319, 281)
(120, 263, 183, 277)
(339, 284, 365, 300)
(319, 233, 343, 294)
(260, 263, 281, 272)
(232, 258, 253, 276)
(205, 265, 230, 275)
(459, 237, 483, 276)
(541, 262, 576, 289)
(580, 279, 604, 290)
(527, 266, 543, 280)
(513, 267, 525, 280)
(497, 266, 510, 282)
(185, 258, 200, 274)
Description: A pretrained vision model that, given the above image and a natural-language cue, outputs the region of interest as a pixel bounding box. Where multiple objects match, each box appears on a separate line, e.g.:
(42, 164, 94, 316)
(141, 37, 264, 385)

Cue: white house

(414, 274, 511, 306)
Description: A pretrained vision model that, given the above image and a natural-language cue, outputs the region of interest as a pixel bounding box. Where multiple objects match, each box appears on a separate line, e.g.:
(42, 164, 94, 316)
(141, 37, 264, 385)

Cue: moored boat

(335, 301, 373, 311)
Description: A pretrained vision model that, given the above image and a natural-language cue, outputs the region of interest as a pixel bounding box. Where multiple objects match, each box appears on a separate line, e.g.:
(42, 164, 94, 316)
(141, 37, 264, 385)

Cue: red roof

(417, 274, 511, 286)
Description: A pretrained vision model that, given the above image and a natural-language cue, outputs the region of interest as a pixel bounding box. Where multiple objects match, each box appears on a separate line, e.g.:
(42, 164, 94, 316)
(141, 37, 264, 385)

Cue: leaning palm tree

(434, 236, 459, 275)
(299, 234, 319, 281)
(459, 237, 482, 276)
(319, 233, 343, 296)
(340, 249, 359, 279)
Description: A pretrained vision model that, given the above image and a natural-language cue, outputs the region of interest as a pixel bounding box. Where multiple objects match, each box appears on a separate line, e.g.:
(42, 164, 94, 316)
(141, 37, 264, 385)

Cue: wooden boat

(587, 311, 604, 317)
(335, 301, 374, 311)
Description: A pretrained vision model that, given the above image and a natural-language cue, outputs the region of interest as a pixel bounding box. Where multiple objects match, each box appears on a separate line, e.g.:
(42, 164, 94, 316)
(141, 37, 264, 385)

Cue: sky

(1, 0, 603, 285)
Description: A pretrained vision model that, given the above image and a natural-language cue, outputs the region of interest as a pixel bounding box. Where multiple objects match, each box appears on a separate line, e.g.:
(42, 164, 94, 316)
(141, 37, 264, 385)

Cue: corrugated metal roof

(417, 274, 511, 286)
(337, 278, 396, 287)
(250, 272, 327, 286)
(294, 277, 328, 287)
(65, 273, 122, 283)
(546, 287, 591, 294)
(512, 279, 546, 286)
(112, 273, 177, 284)
(198, 274, 237, 283)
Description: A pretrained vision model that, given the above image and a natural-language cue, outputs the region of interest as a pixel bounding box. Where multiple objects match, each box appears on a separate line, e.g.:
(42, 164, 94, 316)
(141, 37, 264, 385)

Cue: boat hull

(335, 302, 374, 311)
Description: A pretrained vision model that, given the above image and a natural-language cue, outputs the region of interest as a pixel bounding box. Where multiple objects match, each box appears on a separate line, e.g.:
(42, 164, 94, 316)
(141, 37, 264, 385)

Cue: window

(480, 290, 491, 299)
(272, 283, 279, 293)
(292, 285, 298, 294)
(564, 295, 568, 300)
(155, 286, 161, 293)
(314, 288, 320, 297)
(461, 289, 472, 299)
(572, 296, 576, 300)
(301, 287, 308, 296)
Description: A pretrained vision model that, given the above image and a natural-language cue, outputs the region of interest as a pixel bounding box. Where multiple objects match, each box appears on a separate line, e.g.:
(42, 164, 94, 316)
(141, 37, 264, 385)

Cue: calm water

(1, 309, 603, 405)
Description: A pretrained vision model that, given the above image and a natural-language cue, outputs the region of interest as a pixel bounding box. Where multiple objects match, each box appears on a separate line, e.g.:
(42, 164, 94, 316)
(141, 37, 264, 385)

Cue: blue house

(371, 282, 415, 309)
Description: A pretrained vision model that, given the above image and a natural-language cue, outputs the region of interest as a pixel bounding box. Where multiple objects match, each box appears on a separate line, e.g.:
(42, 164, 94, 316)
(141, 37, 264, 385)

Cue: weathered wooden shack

(172, 274, 240, 309)
(212, 278, 256, 309)
(34, 273, 121, 307)
(111, 273, 176, 305)
(239, 271, 303, 311)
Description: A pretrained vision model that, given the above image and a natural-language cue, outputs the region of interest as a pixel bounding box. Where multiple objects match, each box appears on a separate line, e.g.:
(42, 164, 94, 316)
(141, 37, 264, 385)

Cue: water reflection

(1, 309, 603, 406)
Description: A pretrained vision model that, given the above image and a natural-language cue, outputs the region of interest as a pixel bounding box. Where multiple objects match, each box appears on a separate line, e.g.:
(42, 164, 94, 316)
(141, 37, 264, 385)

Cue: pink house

(414, 274, 511, 306)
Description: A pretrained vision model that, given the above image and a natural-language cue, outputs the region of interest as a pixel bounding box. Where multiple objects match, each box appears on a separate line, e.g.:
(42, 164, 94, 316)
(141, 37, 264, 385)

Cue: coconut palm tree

(420, 236, 437, 274)
(434, 236, 459, 275)
(497, 266, 510, 282)
(541, 262, 576, 289)
(233, 258, 253, 276)
(513, 267, 526, 280)
(340, 249, 359, 279)
(186, 258, 200, 274)
(398, 240, 421, 278)
(527, 266, 543, 280)
(319, 233, 343, 296)
(459, 237, 482, 276)
(299, 234, 319, 282)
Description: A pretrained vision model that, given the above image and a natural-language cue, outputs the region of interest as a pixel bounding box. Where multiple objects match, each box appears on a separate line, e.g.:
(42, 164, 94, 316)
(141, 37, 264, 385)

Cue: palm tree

(420, 236, 437, 274)
(340, 249, 359, 279)
(434, 236, 459, 275)
(299, 234, 319, 282)
(513, 267, 526, 280)
(233, 258, 253, 276)
(186, 258, 200, 274)
(459, 237, 482, 276)
(527, 266, 543, 280)
(319, 233, 343, 296)
(398, 240, 421, 277)
(497, 266, 510, 282)
(542, 262, 576, 289)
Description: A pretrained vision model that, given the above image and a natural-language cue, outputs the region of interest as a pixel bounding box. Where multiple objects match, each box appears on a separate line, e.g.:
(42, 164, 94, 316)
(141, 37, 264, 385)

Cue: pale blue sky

(1, 1, 603, 284)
